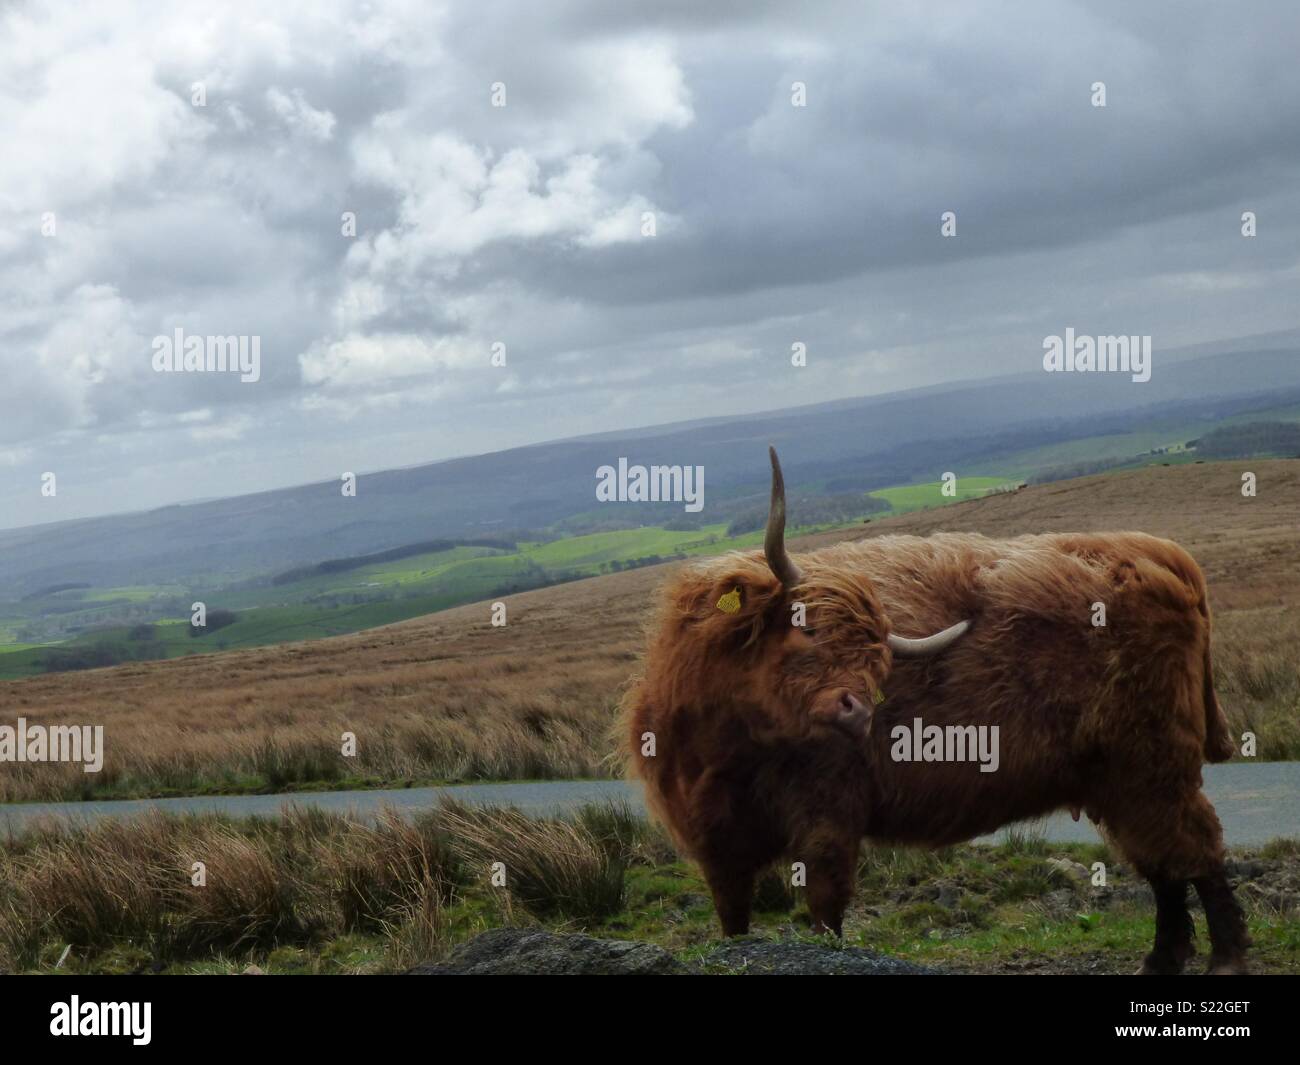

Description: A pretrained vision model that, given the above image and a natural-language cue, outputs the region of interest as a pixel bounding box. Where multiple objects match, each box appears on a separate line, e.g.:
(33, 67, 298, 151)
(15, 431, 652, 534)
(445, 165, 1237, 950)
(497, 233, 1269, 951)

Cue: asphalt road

(2, 762, 1296, 844)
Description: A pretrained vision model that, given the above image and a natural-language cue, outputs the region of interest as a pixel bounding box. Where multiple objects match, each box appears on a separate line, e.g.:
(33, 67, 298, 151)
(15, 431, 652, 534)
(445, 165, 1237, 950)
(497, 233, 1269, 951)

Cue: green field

(869, 476, 1017, 514)
(973, 433, 1194, 478)
(0, 529, 696, 678)
(0, 518, 831, 679)
(963, 402, 1300, 482)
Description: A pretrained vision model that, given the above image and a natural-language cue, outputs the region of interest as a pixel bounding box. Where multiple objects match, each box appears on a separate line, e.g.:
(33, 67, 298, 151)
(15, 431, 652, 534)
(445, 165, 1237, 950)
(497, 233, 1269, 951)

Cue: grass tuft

(437, 802, 626, 921)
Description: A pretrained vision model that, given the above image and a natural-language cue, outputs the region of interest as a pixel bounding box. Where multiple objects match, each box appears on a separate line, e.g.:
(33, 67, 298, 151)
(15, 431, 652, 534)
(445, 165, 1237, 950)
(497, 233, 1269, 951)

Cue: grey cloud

(1, 0, 1298, 529)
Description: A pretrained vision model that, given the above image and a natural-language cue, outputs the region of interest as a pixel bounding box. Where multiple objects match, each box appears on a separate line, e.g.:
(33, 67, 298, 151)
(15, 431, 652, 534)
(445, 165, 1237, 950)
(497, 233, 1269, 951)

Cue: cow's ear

(684, 565, 783, 646)
(709, 567, 781, 617)
(674, 557, 783, 626)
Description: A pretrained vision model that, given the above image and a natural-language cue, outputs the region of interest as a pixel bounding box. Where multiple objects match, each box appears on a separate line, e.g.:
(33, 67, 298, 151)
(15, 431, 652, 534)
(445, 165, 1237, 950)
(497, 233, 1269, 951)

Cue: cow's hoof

(1206, 959, 1248, 975)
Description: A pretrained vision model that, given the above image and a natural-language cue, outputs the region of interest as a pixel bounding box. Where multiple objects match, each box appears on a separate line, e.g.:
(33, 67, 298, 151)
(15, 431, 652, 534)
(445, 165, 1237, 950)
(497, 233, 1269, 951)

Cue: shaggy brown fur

(622, 530, 1249, 974)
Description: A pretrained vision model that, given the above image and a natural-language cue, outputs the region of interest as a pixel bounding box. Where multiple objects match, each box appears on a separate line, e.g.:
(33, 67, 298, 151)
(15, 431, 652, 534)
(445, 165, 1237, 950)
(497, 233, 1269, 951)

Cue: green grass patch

(870, 476, 1017, 514)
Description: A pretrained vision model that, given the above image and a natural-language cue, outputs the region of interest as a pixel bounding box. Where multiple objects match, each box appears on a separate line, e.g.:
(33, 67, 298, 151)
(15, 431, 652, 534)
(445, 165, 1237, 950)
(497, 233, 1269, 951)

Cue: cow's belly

(861, 665, 1087, 845)
(863, 730, 1080, 846)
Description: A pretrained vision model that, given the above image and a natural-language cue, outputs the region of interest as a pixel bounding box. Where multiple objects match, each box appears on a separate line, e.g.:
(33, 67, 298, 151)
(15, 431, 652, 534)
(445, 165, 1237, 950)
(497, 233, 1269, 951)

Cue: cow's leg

(1098, 786, 1248, 974)
(795, 823, 859, 936)
(1138, 877, 1195, 974)
(690, 770, 776, 937)
(1192, 869, 1250, 975)
(700, 859, 756, 937)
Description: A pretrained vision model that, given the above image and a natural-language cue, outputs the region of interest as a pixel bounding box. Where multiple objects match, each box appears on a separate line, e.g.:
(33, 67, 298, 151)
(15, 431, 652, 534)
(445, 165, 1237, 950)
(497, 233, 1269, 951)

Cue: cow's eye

(801, 626, 817, 637)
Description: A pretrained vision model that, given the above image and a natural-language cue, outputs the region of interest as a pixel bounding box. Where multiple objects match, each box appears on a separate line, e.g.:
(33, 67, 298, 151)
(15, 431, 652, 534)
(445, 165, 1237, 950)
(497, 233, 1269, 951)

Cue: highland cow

(623, 448, 1247, 974)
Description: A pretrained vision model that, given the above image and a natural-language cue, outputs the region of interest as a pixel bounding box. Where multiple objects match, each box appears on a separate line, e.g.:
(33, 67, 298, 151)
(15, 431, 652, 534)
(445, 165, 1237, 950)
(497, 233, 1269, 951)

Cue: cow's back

(818, 532, 1219, 843)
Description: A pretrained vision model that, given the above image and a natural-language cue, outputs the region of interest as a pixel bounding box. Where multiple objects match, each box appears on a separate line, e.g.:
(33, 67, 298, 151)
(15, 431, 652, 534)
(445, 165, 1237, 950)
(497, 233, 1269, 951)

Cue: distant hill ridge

(0, 338, 1298, 601)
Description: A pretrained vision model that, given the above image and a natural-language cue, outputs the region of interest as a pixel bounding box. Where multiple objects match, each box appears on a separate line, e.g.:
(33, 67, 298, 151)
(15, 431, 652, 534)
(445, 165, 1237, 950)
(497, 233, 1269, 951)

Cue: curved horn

(764, 446, 801, 588)
(887, 619, 971, 657)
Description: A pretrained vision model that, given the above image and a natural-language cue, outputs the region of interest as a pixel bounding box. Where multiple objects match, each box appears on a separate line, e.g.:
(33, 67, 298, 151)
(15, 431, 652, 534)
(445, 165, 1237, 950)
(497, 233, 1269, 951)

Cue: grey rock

(1038, 888, 1077, 919)
(407, 928, 685, 975)
(917, 882, 959, 906)
(697, 938, 936, 975)
(409, 928, 943, 975)
(1047, 858, 1091, 882)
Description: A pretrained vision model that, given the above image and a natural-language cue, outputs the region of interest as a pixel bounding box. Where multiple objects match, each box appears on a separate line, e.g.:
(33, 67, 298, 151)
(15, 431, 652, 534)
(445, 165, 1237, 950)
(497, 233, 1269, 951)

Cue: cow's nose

(839, 691, 866, 714)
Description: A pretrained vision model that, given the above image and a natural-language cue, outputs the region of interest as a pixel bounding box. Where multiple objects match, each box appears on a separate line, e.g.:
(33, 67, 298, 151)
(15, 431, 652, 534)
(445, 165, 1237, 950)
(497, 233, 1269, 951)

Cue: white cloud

(350, 138, 662, 267)
(0, 13, 197, 213)
(266, 86, 336, 141)
(25, 284, 146, 431)
(298, 332, 482, 387)
(189, 413, 254, 442)
(2, 0, 1300, 529)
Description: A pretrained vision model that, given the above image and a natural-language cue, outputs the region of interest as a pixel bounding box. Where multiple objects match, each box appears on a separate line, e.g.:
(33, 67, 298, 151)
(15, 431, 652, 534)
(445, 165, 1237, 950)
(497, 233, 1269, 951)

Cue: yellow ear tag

(716, 587, 742, 614)
(873, 689, 886, 705)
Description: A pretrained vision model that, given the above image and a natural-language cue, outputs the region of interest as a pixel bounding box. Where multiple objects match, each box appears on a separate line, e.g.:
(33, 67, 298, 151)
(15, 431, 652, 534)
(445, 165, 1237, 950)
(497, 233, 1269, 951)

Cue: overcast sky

(2, 0, 1299, 529)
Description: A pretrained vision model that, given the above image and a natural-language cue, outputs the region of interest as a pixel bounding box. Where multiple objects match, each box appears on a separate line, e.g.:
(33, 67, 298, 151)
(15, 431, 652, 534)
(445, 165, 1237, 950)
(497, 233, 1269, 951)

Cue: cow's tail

(1201, 641, 1235, 764)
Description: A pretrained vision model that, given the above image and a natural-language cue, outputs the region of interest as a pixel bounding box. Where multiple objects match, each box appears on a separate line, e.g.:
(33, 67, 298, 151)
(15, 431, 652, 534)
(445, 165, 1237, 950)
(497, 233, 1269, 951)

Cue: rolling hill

(3, 458, 1297, 803)
(5, 333, 1300, 679)
(2, 337, 1299, 604)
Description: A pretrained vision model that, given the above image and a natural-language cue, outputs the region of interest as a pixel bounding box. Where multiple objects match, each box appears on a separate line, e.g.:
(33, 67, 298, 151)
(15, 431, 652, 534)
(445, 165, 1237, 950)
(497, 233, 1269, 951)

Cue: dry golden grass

(437, 801, 626, 919)
(0, 802, 636, 971)
(2, 458, 1298, 800)
(0, 811, 312, 961)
